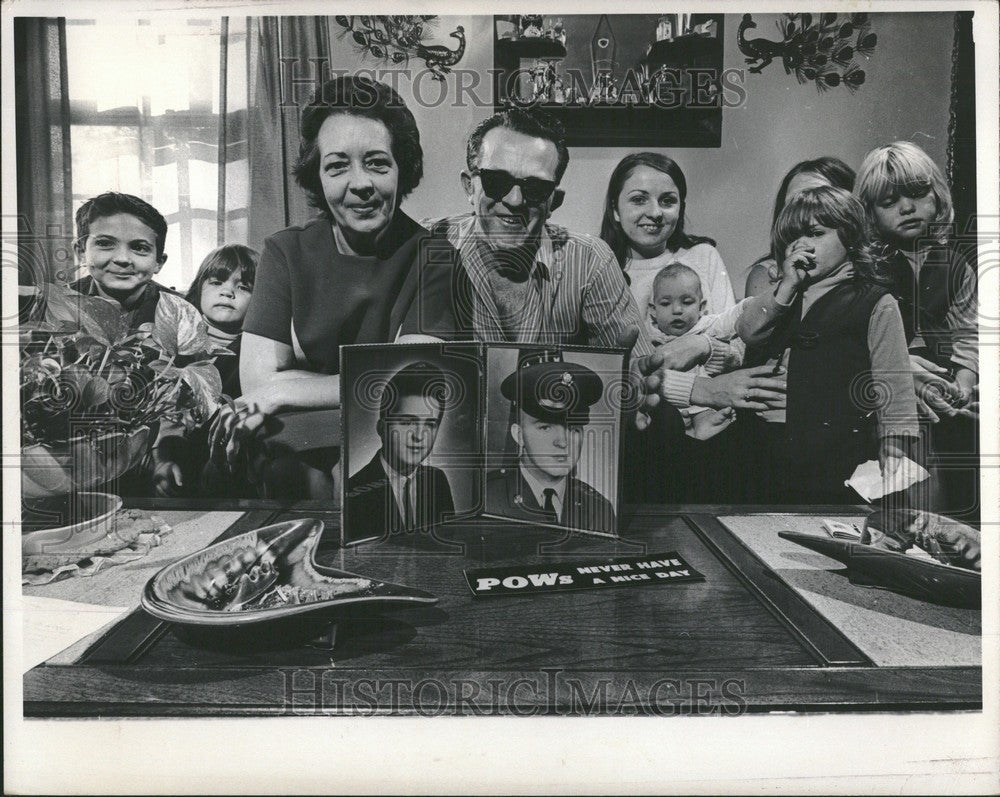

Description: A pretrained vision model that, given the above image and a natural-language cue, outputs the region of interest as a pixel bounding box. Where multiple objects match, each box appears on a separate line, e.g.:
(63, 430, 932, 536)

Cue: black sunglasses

(471, 168, 558, 205)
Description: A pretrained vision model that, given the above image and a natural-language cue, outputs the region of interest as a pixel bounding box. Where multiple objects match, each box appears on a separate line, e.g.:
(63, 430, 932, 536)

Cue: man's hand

(620, 326, 663, 431)
(689, 366, 787, 411)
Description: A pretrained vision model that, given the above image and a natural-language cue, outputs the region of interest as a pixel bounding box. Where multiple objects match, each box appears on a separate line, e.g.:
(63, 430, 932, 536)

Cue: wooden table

(22, 504, 982, 716)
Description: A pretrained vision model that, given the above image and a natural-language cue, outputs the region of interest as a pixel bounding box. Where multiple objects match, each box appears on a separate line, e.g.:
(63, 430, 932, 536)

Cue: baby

(650, 263, 736, 439)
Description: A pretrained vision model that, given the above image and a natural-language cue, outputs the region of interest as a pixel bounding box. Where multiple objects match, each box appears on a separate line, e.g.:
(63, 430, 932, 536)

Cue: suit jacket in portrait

(484, 466, 616, 534)
(345, 453, 456, 541)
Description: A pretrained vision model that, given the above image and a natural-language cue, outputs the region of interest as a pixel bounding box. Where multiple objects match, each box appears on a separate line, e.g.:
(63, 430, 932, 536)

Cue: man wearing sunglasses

(426, 107, 655, 352)
(424, 109, 785, 492)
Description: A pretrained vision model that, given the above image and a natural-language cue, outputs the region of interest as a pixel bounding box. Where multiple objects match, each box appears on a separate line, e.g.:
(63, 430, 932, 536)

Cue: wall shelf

(492, 14, 725, 147)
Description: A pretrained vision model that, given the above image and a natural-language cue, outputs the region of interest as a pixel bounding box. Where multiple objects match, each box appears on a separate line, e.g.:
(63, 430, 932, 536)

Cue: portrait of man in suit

(346, 361, 455, 540)
(485, 351, 617, 534)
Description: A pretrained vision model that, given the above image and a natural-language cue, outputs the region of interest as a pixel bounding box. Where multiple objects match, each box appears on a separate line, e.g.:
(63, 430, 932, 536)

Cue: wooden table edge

(23, 503, 981, 717)
(22, 664, 983, 716)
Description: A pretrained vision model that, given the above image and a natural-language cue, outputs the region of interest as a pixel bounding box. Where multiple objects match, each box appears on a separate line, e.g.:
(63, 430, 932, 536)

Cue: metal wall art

(738, 12, 878, 92)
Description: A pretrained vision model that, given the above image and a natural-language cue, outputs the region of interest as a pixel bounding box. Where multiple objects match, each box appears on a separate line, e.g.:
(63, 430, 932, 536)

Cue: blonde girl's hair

(855, 141, 954, 244)
(772, 185, 890, 287)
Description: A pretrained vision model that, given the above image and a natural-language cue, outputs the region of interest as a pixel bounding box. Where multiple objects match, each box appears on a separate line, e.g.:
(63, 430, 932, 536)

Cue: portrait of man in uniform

(345, 360, 456, 541)
(485, 350, 618, 534)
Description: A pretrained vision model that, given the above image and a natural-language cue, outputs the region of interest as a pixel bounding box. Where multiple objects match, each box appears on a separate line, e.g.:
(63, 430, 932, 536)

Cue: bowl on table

(141, 517, 438, 647)
(21, 491, 124, 557)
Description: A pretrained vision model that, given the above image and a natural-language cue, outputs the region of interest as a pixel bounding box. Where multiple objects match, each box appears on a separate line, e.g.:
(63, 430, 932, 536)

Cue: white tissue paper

(845, 457, 931, 503)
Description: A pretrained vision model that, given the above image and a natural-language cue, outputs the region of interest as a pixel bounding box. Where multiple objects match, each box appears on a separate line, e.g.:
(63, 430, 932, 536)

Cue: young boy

(649, 263, 737, 440)
(71, 192, 191, 325)
(71, 192, 214, 496)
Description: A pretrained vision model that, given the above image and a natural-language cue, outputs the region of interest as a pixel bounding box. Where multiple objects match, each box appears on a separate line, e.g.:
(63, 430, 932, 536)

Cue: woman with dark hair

(744, 157, 856, 298)
(600, 152, 735, 316)
(209, 74, 466, 498)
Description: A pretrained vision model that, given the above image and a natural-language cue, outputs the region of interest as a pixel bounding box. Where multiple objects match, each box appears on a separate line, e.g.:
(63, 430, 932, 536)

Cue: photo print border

(340, 342, 484, 546)
(479, 342, 629, 539)
(340, 341, 630, 545)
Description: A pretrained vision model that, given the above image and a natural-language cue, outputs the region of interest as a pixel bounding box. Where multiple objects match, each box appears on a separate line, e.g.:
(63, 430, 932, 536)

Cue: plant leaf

(178, 360, 223, 420)
(153, 293, 214, 357)
(176, 313, 213, 356)
(76, 294, 130, 344)
(81, 376, 111, 408)
(39, 284, 86, 328)
(151, 301, 180, 356)
(41, 283, 129, 345)
(60, 363, 93, 394)
(20, 284, 227, 448)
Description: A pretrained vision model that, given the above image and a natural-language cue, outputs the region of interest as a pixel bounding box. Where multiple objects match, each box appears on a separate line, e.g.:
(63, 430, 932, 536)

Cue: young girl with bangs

(737, 185, 920, 503)
(151, 244, 258, 497)
(732, 158, 856, 502)
(744, 156, 857, 299)
(184, 244, 258, 400)
(856, 141, 979, 519)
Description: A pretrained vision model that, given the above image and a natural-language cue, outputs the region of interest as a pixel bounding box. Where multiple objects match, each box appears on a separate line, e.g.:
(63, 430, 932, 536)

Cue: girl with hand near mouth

(744, 156, 857, 300)
(738, 186, 920, 503)
(736, 158, 856, 502)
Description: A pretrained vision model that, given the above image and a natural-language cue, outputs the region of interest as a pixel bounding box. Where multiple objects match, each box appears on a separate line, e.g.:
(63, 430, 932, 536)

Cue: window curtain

(14, 15, 331, 289)
(947, 10, 976, 237)
(222, 16, 331, 254)
(14, 18, 73, 287)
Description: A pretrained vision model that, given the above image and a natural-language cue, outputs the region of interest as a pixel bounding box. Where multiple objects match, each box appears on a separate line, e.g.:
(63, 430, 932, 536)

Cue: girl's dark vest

(882, 240, 976, 368)
(214, 336, 242, 399)
(746, 281, 889, 501)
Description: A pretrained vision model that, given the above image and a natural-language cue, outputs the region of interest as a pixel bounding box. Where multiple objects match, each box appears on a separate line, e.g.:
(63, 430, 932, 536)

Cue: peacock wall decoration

(333, 16, 466, 81)
(737, 12, 878, 92)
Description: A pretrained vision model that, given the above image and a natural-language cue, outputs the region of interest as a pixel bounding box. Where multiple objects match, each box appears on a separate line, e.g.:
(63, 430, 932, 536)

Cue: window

(66, 18, 249, 291)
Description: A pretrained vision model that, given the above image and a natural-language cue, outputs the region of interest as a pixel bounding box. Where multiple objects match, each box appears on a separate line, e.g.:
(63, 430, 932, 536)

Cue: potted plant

(19, 282, 230, 552)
